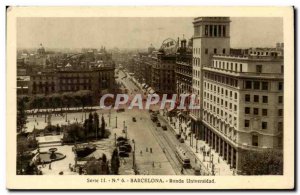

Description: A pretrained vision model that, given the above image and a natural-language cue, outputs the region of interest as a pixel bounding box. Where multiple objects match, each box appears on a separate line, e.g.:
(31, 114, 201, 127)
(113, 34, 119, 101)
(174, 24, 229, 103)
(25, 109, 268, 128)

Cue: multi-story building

(28, 65, 115, 102)
(151, 39, 177, 96)
(151, 51, 176, 96)
(176, 38, 193, 95)
(175, 38, 193, 121)
(190, 17, 284, 173)
(190, 17, 231, 137)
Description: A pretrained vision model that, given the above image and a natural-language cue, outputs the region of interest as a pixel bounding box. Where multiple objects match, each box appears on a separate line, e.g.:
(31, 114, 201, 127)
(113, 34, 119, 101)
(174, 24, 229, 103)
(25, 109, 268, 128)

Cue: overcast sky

(17, 17, 283, 50)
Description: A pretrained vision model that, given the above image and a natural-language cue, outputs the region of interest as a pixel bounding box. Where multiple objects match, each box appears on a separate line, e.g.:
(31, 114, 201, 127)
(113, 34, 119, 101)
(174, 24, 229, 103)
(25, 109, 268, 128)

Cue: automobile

(162, 125, 167, 131)
(117, 136, 127, 142)
(117, 108, 125, 112)
(176, 134, 181, 139)
(179, 138, 185, 143)
(119, 151, 129, 157)
(117, 140, 126, 147)
(132, 117, 136, 122)
(123, 144, 132, 152)
(156, 122, 161, 127)
(194, 167, 201, 175)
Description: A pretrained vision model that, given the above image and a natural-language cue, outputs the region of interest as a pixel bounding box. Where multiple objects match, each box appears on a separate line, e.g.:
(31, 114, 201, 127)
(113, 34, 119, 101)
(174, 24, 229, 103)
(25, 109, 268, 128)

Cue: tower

(190, 17, 231, 138)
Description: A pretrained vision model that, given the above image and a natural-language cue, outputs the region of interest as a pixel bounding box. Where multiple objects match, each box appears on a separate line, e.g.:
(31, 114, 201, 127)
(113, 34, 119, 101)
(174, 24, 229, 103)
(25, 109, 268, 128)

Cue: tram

(175, 146, 191, 168)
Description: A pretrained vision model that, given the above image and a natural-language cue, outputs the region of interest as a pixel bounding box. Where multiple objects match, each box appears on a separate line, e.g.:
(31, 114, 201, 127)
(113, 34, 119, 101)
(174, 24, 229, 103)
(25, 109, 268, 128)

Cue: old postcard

(6, 6, 294, 189)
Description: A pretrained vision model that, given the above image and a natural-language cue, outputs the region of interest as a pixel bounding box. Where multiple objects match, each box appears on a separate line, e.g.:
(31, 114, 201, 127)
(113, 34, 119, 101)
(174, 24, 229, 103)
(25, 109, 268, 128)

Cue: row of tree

(17, 90, 94, 133)
(25, 90, 93, 112)
(240, 149, 283, 175)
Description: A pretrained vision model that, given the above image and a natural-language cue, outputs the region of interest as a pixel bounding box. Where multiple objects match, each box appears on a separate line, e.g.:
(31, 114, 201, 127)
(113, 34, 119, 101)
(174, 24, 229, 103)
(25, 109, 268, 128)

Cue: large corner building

(190, 17, 284, 173)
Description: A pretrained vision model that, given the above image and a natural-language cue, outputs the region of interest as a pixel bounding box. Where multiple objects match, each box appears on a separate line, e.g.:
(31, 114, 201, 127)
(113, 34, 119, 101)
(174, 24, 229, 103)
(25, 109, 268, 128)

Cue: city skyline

(17, 17, 283, 50)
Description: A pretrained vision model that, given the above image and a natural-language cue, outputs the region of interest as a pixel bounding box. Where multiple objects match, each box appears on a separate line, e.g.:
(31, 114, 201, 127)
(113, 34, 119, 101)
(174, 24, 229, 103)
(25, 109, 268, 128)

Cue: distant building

(28, 66, 115, 101)
(151, 39, 178, 96)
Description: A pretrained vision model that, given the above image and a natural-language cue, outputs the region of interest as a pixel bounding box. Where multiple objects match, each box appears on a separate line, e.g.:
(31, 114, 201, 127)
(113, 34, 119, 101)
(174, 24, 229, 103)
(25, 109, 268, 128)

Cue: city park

(17, 89, 131, 175)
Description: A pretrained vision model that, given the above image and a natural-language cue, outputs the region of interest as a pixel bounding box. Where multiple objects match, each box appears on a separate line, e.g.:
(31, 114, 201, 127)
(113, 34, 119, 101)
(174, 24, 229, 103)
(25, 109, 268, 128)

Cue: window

(240, 64, 243, 72)
(223, 48, 226, 54)
(262, 96, 268, 103)
(214, 48, 217, 54)
(278, 96, 283, 103)
(209, 25, 213, 36)
(234, 93, 237, 99)
(254, 95, 259, 103)
(205, 25, 209, 36)
(278, 122, 283, 132)
(213, 25, 217, 36)
(245, 81, 252, 89)
(262, 109, 268, 116)
(205, 49, 208, 54)
(278, 136, 283, 148)
(245, 107, 250, 114)
(222, 25, 226, 37)
(253, 108, 259, 115)
(262, 122, 268, 129)
(245, 120, 250, 127)
(245, 94, 250, 102)
(278, 109, 283, 116)
(253, 81, 260, 90)
(278, 82, 283, 90)
(262, 82, 269, 90)
(256, 65, 262, 73)
(281, 65, 284, 74)
(252, 135, 258, 146)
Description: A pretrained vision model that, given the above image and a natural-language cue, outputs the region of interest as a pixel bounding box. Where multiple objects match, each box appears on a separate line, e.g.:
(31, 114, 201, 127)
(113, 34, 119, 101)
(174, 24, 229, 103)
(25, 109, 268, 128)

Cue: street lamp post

(132, 139, 135, 170)
(109, 110, 111, 126)
(116, 115, 118, 128)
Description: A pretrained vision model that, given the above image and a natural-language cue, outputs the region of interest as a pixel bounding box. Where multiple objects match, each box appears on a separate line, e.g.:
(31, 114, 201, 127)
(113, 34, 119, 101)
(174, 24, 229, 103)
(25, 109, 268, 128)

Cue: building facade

(190, 17, 231, 136)
(190, 17, 284, 173)
(28, 66, 115, 101)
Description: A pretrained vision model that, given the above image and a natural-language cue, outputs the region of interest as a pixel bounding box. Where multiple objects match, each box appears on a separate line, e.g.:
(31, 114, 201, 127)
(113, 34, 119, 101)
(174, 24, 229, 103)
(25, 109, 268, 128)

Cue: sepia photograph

(6, 6, 294, 189)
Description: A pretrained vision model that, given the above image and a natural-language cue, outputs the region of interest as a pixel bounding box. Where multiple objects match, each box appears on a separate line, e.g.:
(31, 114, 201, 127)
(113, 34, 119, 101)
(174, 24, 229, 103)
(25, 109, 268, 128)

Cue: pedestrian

(152, 162, 155, 167)
(150, 148, 152, 153)
(195, 158, 197, 164)
(49, 163, 52, 170)
(181, 167, 184, 174)
(140, 150, 143, 156)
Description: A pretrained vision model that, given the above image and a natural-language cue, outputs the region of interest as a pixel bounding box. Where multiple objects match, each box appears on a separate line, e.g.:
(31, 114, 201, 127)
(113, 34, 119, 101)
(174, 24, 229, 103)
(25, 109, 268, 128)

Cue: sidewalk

(160, 111, 234, 176)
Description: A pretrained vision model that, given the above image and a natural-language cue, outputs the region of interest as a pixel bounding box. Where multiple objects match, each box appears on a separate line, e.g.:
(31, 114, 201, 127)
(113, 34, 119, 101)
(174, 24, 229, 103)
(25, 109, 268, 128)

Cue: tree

(88, 113, 93, 134)
(63, 92, 73, 121)
(63, 123, 85, 143)
(93, 112, 100, 139)
(100, 115, 106, 139)
(17, 97, 28, 133)
(240, 149, 283, 175)
(110, 148, 120, 175)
